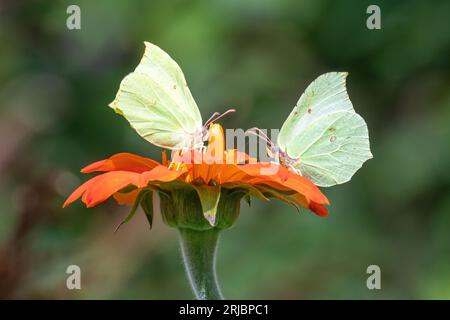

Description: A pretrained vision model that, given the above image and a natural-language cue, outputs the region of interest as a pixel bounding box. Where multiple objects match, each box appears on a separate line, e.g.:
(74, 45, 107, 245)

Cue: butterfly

(109, 41, 234, 151)
(247, 72, 373, 187)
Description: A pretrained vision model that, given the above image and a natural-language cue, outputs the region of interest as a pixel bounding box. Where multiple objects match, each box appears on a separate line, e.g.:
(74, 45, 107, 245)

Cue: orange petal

(113, 188, 141, 205)
(225, 150, 253, 164)
(237, 163, 329, 206)
(81, 171, 142, 207)
(139, 165, 186, 185)
(309, 201, 329, 217)
(81, 153, 160, 173)
(63, 177, 97, 208)
(292, 193, 328, 217)
(65, 164, 184, 208)
(64, 171, 138, 208)
(193, 163, 223, 184)
(216, 164, 248, 184)
(291, 193, 309, 208)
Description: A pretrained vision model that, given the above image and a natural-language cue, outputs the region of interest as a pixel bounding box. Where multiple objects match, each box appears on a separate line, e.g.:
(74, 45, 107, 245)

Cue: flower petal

(113, 188, 141, 205)
(81, 171, 142, 207)
(81, 153, 160, 173)
(225, 149, 255, 164)
(216, 164, 248, 184)
(291, 194, 329, 217)
(237, 163, 329, 206)
(63, 177, 97, 208)
(140, 165, 185, 185)
(64, 165, 183, 208)
(291, 193, 309, 208)
(309, 201, 329, 217)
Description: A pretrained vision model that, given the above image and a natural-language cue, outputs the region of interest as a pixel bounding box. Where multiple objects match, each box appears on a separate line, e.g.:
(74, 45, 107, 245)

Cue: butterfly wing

(277, 72, 372, 187)
(109, 42, 203, 149)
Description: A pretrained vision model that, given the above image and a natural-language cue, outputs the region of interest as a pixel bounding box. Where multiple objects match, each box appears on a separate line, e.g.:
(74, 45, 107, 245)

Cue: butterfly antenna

(204, 109, 236, 127)
(245, 127, 274, 148)
(203, 112, 220, 127)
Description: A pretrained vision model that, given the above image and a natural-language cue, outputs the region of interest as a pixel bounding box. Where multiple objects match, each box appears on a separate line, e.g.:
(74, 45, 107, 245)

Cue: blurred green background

(1, 0, 450, 299)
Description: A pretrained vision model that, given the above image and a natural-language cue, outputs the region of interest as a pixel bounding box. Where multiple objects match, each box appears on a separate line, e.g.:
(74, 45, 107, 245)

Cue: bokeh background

(1, 0, 450, 299)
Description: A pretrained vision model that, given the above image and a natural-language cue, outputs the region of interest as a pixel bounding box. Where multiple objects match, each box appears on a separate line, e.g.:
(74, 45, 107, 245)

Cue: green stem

(178, 228, 224, 300)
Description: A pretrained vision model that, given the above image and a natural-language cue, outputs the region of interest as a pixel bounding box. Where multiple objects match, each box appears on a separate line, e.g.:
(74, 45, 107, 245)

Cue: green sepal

(140, 191, 154, 229)
(192, 185, 221, 226)
(222, 182, 269, 202)
(244, 195, 251, 207)
(257, 185, 301, 211)
(114, 189, 150, 232)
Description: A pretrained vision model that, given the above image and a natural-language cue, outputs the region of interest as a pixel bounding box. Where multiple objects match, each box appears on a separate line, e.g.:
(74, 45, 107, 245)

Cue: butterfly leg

(168, 160, 175, 170)
(290, 165, 303, 176)
(167, 159, 183, 171)
(168, 149, 183, 170)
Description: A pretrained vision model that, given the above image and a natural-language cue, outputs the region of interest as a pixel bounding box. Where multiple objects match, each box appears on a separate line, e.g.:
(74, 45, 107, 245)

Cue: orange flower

(64, 124, 329, 227)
